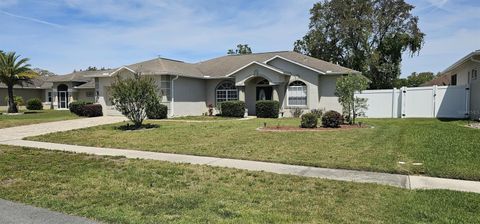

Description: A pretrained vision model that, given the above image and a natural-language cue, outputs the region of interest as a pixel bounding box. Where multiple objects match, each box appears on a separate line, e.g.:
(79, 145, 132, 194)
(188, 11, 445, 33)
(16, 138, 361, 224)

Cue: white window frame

(287, 81, 308, 107)
(160, 75, 171, 102)
(216, 81, 238, 105)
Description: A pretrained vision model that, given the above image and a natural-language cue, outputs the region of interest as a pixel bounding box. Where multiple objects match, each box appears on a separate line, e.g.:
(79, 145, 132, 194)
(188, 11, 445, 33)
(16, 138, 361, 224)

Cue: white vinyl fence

(355, 85, 470, 118)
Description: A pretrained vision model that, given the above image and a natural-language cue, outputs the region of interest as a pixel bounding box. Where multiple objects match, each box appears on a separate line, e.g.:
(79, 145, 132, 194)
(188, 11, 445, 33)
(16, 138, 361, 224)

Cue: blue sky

(0, 0, 479, 77)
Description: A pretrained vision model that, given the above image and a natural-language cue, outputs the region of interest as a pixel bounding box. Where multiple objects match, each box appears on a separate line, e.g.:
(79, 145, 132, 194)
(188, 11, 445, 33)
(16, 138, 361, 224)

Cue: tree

(335, 74, 369, 124)
(109, 72, 158, 128)
(227, 44, 252, 55)
(394, 72, 435, 88)
(0, 51, 36, 113)
(294, 0, 425, 89)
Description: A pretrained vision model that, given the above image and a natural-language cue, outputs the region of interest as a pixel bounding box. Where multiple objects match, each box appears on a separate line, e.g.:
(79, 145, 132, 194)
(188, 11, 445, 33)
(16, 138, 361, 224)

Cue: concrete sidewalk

(0, 199, 98, 224)
(1, 116, 480, 194)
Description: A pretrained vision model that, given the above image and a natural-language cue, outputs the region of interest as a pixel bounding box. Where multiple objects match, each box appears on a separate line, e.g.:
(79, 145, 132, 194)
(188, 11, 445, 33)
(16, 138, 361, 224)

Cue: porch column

(272, 86, 279, 101)
(238, 86, 246, 102)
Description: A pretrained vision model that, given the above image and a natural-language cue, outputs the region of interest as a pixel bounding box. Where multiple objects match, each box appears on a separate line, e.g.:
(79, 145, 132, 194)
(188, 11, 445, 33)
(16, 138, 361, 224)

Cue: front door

(58, 91, 69, 109)
(256, 86, 273, 101)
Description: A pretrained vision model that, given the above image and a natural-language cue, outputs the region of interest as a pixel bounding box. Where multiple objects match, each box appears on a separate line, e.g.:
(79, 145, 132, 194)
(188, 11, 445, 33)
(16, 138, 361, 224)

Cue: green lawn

(0, 110, 78, 128)
(27, 118, 480, 180)
(0, 146, 479, 223)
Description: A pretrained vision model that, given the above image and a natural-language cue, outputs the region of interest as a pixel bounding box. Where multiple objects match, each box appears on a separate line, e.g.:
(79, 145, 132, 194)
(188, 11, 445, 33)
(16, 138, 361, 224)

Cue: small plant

(69, 101, 93, 116)
(300, 112, 318, 128)
(321, 110, 343, 128)
(208, 104, 214, 116)
(4, 95, 24, 107)
(82, 104, 103, 117)
(146, 97, 168, 119)
(220, 101, 245, 117)
(310, 109, 324, 118)
(291, 107, 303, 118)
(26, 98, 43, 110)
(256, 100, 279, 118)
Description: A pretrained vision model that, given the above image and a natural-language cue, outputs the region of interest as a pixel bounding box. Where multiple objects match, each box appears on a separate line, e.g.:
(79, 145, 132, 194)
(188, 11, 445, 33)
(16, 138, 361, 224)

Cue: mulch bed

(257, 124, 367, 132)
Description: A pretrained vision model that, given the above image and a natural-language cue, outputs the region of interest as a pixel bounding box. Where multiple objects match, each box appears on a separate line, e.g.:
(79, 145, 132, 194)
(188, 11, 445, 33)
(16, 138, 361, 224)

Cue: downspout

(170, 75, 179, 117)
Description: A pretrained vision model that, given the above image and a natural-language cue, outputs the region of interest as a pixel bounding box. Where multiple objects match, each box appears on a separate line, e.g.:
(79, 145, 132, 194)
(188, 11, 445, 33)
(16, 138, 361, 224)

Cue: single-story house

(0, 70, 104, 110)
(1, 51, 360, 116)
(422, 50, 480, 119)
(89, 51, 359, 116)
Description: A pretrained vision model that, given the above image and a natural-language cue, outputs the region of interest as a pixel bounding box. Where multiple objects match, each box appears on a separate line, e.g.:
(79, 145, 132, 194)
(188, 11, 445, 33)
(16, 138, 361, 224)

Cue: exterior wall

(0, 88, 46, 108)
(75, 89, 95, 102)
(96, 70, 135, 115)
(471, 80, 480, 120)
(172, 76, 207, 116)
(318, 75, 343, 113)
(268, 58, 326, 116)
(444, 60, 480, 86)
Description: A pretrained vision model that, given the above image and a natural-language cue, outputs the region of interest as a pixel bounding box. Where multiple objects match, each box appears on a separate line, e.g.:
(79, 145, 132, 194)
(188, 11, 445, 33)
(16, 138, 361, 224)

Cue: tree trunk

(7, 85, 18, 113)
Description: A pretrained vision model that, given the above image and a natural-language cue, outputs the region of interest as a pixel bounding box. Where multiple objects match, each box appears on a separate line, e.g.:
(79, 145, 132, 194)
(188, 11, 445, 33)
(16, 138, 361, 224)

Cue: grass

(0, 145, 479, 223)
(28, 118, 480, 180)
(0, 110, 78, 128)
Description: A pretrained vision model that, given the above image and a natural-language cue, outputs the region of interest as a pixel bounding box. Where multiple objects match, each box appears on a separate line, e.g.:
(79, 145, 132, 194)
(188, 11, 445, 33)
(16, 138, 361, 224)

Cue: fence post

(401, 86, 406, 118)
(433, 85, 437, 118)
(466, 84, 471, 118)
(392, 88, 397, 118)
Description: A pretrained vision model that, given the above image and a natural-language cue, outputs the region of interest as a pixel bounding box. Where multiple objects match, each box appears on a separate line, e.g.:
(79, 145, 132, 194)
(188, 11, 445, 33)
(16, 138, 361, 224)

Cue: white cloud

(0, 9, 64, 28)
(425, 0, 449, 7)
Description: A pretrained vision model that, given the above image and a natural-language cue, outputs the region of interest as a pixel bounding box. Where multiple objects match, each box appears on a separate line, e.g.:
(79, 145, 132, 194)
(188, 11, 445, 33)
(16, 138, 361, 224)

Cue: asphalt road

(0, 199, 99, 224)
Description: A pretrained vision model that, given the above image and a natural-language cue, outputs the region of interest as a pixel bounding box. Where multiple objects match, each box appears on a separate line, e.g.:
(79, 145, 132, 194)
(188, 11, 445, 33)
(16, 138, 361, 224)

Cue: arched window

(216, 81, 238, 105)
(287, 81, 307, 106)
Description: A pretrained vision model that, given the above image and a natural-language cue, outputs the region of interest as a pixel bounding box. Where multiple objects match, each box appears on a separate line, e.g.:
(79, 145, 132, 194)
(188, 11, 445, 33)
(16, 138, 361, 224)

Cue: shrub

(256, 100, 279, 118)
(4, 95, 24, 107)
(291, 107, 303, 118)
(146, 98, 168, 119)
(310, 109, 324, 118)
(321, 110, 343, 128)
(69, 101, 93, 116)
(26, 98, 43, 110)
(300, 112, 318, 128)
(220, 101, 245, 117)
(110, 73, 158, 128)
(82, 104, 103, 117)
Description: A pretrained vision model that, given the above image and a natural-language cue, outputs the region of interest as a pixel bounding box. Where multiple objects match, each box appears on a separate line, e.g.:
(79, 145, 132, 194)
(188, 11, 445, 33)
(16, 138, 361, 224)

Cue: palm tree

(0, 51, 36, 113)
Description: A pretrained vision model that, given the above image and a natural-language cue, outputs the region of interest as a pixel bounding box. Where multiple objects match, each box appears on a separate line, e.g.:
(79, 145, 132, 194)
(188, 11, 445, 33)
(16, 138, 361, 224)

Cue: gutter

(170, 75, 179, 117)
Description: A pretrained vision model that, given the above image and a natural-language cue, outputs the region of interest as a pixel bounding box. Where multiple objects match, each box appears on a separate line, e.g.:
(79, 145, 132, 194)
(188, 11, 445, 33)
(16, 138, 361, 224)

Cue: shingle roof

(49, 70, 111, 82)
(90, 51, 359, 79)
(126, 58, 204, 77)
(195, 51, 359, 77)
(0, 76, 52, 89)
(74, 79, 95, 89)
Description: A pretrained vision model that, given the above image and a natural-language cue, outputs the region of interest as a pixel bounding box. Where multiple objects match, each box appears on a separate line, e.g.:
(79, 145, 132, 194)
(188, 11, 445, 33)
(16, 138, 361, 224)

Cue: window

(47, 92, 52, 102)
(86, 91, 94, 98)
(216, 81, 238, 105)
(288, 81, 307, 106)
(472, 69, 478, 81)
(160, 75, 171, 102)
(450, 74, 457, 86)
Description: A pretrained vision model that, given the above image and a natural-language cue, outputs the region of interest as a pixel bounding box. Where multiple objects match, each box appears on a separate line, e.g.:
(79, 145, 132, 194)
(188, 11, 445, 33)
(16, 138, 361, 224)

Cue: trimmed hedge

(146, 99, 168, 119)
(220, 101, 245, 117)
(321, 110, 343, 128)
(300, 112, 318, 128)
(69, 101, 93, 116)
(26, 98, 43, 110)
(256, 100, 279, 118)
(82, 104, 103, 117)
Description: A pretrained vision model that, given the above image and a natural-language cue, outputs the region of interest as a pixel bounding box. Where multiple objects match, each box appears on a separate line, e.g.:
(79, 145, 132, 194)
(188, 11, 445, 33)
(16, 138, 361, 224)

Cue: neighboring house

(89, 51, 359, 116)
(0, 71, 100, 110)
(423, 50, 480, 119)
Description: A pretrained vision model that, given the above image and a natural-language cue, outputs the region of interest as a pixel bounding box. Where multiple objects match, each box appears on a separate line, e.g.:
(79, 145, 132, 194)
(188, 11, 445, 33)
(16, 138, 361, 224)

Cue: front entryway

(57, 84, 69, 109)
(256, 86, 273, 101)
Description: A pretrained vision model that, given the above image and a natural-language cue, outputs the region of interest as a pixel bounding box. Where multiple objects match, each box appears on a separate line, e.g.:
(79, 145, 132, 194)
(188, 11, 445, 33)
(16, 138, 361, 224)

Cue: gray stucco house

(1, 51, 359, 117)
(90, 51, 359, 116)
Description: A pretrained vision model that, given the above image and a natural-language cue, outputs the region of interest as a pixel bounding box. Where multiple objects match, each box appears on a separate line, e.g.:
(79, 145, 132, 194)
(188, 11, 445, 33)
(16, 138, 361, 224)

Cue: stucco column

(238, 86, 246, 102)
(272, 86, 279, 101)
